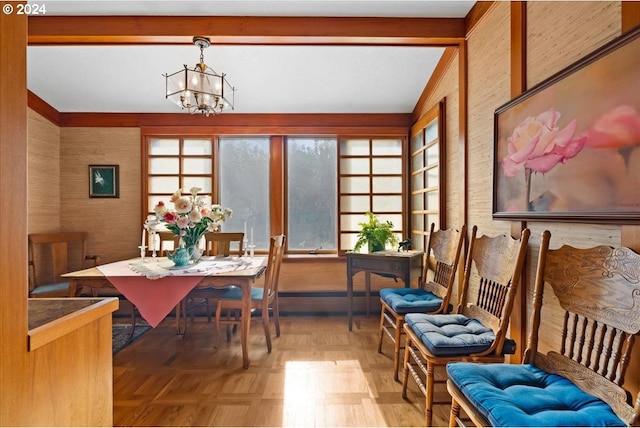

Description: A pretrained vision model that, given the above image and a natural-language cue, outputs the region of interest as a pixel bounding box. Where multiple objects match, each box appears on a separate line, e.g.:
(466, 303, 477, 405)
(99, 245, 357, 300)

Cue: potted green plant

(353, 212, 398, 253)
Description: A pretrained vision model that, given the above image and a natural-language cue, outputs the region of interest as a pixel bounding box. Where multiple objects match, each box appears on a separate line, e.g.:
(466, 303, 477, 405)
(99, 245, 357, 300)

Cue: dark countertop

(28, 298, 105, 330)
(28, 297, 119, 350)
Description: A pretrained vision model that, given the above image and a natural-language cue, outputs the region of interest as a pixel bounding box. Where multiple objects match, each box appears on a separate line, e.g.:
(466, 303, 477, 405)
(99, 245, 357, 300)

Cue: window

(339, 137, 405, 253)
(146, 137, 214, 213)
(286, 137, 337, 252)
(144, 133, 407, 255)
(219, 137, 270, 250)
(410, 101, 445, 251)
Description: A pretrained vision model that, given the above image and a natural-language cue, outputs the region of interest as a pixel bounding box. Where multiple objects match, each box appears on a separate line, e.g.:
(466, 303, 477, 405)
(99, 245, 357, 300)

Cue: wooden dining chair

(28, 231, 101, 297)
(153, 231, 180, 255)
(378, 223, 466, 381)
(203, 231, 245, 256)
(401, 226, 530, 427)
(187, 231, 245, 321)
(446, 233, 640, 427)
(214, 234, 286, 352)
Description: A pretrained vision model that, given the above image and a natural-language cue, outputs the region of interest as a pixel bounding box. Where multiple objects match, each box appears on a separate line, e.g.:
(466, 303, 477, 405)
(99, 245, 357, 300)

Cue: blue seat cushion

(446, 362, 625, 427)
(31, 282, 69, 296)
(405, 313, 516, 357)
(219, 286, 264, 301)
(379, 287, 443, 314)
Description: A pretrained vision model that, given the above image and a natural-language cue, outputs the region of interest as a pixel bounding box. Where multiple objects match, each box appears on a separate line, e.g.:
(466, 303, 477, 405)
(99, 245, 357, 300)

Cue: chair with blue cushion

(402, 225, 530, 427)
(214, 234, 286, 352)
(378, 223, 466, 381)
(186, 231, 245, 321)
(446, 232, 640, 427)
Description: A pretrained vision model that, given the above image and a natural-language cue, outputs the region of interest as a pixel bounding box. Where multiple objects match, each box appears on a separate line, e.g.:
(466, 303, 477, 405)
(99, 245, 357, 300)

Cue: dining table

(62, 255, 267, 368)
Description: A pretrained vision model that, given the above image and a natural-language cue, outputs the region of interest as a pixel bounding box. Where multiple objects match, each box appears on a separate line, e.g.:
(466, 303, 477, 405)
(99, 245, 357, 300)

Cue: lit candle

(250, 227, 254, 246)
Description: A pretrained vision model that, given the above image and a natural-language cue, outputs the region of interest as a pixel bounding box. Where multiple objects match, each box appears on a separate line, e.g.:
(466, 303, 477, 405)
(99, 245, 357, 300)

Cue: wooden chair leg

(378, 308, 386, 353)
(426, 362, 435, 427)
(214, 304, 222, 348)
(449, 398, 461, 427)
(232, 310, 239, 335)
(401, 335, 411, 399)
(393, 316, 403, 381)
(273, 301, 280, 337)
(127, 301, 137, 340)
(226, 309, 233, 341)
(262, 309, 272, 353)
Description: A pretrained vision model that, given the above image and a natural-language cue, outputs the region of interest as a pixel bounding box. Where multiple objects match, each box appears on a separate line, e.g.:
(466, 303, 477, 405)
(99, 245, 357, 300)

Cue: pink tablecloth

(97, 258, 264, 327)
(96, 258, 249, 327)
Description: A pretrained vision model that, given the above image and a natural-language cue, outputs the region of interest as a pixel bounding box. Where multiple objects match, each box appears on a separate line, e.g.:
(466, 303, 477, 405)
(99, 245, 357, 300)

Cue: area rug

(112, 323, 152, 354)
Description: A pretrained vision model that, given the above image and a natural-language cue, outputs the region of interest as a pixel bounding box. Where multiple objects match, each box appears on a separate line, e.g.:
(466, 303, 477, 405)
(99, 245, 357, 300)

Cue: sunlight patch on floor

(282, 360, 385, 427)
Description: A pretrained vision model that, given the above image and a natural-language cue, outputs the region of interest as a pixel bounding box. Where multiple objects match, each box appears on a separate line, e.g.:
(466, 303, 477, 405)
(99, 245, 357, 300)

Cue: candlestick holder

(248, 244, 256, 258)
(138, 245, 147, 261)
(149, 231, 158, 258)
(243, 238, 249, 258)
(144, 215, 160, 259)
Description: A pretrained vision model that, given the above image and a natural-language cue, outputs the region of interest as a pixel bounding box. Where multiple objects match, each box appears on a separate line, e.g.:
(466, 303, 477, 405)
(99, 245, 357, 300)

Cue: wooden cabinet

(24, 298, 118, 426)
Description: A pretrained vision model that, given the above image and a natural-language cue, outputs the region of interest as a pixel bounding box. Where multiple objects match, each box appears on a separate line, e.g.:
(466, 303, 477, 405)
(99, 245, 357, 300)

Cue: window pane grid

(147, 137, 214, 217)
(410, 102, 443, 250)
(338, 137, 405, 253)
(146, 133, 408, 255)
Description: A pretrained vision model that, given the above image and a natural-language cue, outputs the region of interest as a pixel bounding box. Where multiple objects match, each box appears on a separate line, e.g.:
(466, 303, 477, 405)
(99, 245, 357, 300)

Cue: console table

(346, 250, 424, 331)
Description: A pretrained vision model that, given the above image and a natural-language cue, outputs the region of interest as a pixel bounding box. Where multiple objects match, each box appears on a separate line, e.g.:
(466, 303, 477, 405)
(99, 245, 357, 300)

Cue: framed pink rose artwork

(493, 25, 640, 223)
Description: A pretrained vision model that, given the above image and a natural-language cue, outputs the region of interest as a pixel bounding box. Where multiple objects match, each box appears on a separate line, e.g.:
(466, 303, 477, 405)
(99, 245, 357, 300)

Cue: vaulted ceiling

(26, 1, 476, 115)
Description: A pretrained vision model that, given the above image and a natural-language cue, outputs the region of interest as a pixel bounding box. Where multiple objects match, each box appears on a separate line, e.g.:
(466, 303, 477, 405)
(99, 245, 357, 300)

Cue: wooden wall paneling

(0, 6, 30, 425)
(457, 39, 468, 234)
(510, 2, 527, 96)
(465, 0, 511, 238)
(509, 1, 527, 364)
(140, 133, 150, 227)
(412, 47, 457, 121)
(465, 1, 496, 35)
(270, 136, 284, 236)
(28, 16, 466, 46)
(277, 259, 410, 316)
(60, 127, 142, 263)
(526, 1, 620, 90)
(27, 90, 60, 125)
(456, 40, 468, 307)
(60, 112, 413, 130)
(28, 108, 61, 233)
(622, 1, 640, 33)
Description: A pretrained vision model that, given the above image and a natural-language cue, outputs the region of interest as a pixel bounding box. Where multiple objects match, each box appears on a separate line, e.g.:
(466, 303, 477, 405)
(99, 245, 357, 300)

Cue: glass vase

(181, 234, 205, 262)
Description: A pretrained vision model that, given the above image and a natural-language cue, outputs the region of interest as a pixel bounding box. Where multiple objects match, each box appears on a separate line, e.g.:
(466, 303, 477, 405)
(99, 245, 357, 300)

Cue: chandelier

(164, 36, 235, 116)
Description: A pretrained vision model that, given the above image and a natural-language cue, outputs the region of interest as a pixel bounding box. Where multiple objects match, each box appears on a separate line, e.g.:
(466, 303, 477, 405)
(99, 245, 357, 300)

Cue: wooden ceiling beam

(28, 16, 465, 46)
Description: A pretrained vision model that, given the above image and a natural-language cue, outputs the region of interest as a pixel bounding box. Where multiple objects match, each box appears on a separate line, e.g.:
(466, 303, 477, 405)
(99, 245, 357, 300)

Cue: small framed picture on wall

(89, 165, 119, 198)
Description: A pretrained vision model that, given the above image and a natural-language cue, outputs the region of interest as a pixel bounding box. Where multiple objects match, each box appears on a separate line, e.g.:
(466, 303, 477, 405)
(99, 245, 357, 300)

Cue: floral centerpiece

(153, 187, 233, 251)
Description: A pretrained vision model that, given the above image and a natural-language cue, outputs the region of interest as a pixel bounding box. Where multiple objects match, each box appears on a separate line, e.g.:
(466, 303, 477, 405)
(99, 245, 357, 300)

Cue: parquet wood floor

(113, 315, 453, 427)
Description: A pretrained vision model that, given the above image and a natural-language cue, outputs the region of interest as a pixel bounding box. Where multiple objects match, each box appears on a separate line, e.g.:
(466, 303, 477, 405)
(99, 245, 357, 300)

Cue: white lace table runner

(97, 257, 263, 280)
